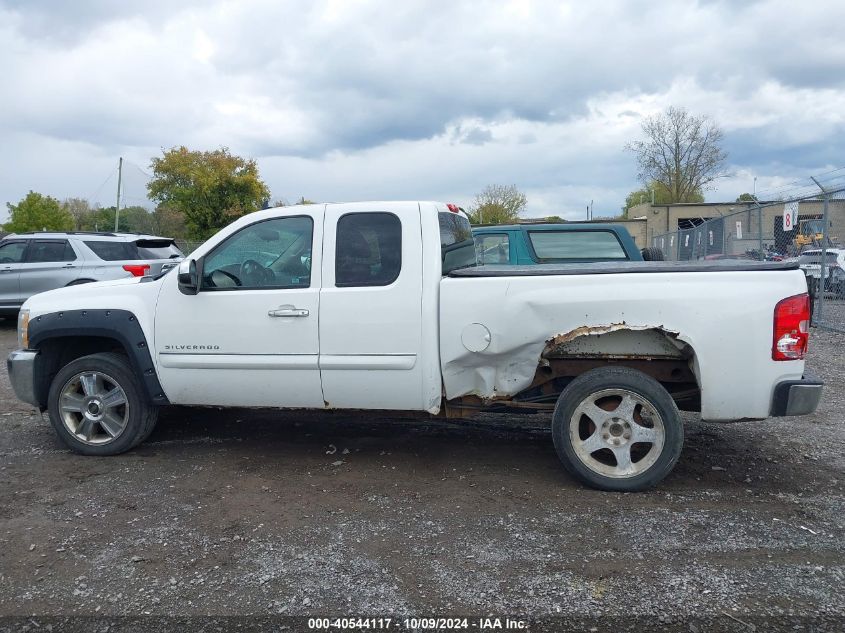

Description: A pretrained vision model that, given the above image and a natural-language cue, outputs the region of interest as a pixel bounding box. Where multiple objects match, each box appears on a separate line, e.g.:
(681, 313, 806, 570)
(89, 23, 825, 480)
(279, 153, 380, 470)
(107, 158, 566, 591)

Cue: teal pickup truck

(472, 223, 661, 265)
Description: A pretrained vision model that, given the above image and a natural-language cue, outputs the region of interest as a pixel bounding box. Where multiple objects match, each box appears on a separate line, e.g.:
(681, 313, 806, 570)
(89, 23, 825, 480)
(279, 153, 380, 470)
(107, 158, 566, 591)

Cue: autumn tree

(149, 206, 187, 239)
(4, 191, 74, 233)
(61, 197, 94, 230)
(625, 106, 727, 204)
(468, 184, 527, 225)
(147, 147, 270, 239)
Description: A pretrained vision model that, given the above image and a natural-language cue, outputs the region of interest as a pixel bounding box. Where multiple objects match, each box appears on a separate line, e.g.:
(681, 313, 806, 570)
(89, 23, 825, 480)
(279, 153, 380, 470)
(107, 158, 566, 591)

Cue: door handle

(0, 269, 12, 274)
(268, 305, 309, 318)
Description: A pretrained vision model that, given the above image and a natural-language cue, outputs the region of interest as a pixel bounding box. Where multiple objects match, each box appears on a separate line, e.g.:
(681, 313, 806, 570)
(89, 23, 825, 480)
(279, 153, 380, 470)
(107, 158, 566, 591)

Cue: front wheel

(47, 352, 158, 455)
(552, 366, 683, 491)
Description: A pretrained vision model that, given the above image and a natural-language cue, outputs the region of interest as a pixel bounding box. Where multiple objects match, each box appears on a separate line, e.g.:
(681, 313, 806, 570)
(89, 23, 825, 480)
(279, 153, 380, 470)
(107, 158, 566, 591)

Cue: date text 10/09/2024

(308, 618, 528, 630)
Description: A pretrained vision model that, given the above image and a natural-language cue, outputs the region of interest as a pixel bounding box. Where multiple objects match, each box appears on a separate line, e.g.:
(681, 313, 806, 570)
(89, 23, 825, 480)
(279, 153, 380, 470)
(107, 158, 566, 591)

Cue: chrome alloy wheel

(569, 388, 665, 478)
(58, 371, 129, 445)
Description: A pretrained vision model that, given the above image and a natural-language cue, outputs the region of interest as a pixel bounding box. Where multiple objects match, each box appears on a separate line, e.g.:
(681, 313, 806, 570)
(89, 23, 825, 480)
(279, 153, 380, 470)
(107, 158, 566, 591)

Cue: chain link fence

(649, 173, 845, 332)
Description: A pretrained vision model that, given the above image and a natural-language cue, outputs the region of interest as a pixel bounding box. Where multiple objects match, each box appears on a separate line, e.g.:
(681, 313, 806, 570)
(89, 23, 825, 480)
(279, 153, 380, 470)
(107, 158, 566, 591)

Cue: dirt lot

(0, 317, 843, 631)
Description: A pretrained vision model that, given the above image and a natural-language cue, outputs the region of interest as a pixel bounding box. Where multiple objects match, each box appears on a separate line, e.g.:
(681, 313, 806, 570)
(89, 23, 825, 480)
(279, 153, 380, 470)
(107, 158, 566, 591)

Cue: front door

(0, 240, 28, 311)
(154, 209, 324, 407)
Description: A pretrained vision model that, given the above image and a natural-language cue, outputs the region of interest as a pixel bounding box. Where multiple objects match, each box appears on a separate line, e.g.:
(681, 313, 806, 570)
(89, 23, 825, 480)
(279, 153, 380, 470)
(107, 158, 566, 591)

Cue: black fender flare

(28, 309, 170, 407)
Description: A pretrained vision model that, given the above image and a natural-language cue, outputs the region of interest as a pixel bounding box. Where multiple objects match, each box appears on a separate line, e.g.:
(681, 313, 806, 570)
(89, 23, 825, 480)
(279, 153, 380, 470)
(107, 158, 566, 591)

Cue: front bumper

(7, 349, 40, 408)
(771, 373, 824, 417)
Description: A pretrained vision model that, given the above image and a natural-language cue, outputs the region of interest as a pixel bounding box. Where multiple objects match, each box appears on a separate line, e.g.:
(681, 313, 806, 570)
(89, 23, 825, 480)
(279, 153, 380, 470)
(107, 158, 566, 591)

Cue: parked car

(472, 223, 661, 265)
(0, 232, 183, 316)
(7, 202, 821, 491)
(798, 248, 845, 295)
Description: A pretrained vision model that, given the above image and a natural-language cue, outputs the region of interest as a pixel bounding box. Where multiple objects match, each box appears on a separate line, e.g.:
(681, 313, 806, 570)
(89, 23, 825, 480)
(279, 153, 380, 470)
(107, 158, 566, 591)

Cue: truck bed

(449, 259, 799, 277)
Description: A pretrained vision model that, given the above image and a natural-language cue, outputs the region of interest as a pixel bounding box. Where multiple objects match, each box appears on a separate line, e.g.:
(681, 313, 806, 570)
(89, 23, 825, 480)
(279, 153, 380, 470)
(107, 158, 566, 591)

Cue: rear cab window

(439, 211, 476, 274)
(527, 230, 629, 262)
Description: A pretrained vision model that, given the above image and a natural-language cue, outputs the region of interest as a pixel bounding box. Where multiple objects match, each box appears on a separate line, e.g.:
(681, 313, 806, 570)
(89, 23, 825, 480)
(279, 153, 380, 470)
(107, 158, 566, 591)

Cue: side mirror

(177, 258, 202, 295)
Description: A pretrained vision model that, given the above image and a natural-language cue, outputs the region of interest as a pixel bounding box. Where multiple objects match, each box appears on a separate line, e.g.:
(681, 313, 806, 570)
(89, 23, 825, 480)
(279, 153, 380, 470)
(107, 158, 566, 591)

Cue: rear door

(0, 240, 28, 310)
(19, 239, 81, 297)
(318, 202, 425, 410)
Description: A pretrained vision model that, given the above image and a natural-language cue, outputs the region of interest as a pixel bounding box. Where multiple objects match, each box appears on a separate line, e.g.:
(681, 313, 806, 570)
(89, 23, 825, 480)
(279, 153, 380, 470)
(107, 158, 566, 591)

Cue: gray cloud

(1, 0, 844, 219)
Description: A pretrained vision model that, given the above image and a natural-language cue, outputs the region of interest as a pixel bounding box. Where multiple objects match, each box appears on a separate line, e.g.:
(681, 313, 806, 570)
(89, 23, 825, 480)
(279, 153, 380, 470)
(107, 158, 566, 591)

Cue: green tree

(625, 106, 727, 203)
(147, 146, 270, 240)
(467, 184, 527, 225)
(4, 191, 74, 233)
(544, 215, 564, 223)
(117, 206, 154, 234)
(736, 192, 758, 203)
(622, 181, 703, 216)
(79, 206, 116, 232)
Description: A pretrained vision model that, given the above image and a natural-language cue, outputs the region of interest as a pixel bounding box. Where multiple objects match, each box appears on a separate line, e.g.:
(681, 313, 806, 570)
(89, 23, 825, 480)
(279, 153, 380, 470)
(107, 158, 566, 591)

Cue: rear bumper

(7, 349, 40, 408)
(770, 373, 823, 417)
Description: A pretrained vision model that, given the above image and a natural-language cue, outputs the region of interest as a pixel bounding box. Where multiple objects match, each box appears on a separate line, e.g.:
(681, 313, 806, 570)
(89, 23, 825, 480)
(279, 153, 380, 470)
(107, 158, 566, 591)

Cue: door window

(0, 241, 27, 264)
(202, 216, 314, 290)
(474, 233, 510, 264)
(335, 213, 402, 287)
(26, 240, 76, 263)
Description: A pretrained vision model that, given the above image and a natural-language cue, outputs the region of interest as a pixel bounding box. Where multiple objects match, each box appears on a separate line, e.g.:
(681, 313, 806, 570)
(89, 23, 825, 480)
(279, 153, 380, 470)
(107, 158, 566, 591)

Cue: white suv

(798, 248, 845, 295)
(0, 232, 183, 316)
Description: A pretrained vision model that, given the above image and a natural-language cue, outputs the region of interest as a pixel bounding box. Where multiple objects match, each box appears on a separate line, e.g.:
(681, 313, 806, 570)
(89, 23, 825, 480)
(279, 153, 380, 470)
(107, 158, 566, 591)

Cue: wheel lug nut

(603, 434, 609, 440)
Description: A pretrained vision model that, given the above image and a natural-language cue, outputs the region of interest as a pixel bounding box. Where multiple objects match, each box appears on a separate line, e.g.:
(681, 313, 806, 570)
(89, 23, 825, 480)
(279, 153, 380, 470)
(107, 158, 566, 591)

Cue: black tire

(641, 247, 665, 261)
(47, 352, 158, 455)
(551, 366, 683, 491)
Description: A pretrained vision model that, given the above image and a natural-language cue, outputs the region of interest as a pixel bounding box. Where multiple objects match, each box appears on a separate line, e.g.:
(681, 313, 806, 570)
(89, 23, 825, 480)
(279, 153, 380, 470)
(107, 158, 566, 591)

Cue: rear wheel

(552, 366, 683, 491)
(47, 352, 158, 455)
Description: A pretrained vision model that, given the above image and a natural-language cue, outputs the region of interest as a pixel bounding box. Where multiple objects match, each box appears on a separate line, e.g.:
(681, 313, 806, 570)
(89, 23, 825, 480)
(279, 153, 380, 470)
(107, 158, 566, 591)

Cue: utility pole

(114, 156, 123, 232)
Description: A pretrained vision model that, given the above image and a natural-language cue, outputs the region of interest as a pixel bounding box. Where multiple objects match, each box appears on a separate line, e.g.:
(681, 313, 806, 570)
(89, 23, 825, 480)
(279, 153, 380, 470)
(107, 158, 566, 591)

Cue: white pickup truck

(7, 201, 822, 491)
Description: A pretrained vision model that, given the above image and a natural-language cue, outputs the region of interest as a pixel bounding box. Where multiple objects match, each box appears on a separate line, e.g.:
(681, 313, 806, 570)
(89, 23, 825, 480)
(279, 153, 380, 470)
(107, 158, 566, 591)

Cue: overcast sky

(1, 0, 844, 221)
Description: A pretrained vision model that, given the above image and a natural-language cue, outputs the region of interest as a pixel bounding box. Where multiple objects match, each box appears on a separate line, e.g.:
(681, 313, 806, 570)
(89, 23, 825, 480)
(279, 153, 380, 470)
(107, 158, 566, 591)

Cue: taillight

(446, 203, 460, 213)
(772, 293, 810, 361)
(123, 264, 150, 277)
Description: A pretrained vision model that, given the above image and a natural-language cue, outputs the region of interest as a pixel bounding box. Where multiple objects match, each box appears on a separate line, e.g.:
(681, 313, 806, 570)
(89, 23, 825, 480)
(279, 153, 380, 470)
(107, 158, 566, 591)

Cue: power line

(86, 167, 118, 205)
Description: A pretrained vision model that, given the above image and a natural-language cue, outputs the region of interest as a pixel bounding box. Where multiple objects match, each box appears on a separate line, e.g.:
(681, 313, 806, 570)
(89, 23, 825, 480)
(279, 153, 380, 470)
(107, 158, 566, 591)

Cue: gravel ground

(0, 317, 843, 631)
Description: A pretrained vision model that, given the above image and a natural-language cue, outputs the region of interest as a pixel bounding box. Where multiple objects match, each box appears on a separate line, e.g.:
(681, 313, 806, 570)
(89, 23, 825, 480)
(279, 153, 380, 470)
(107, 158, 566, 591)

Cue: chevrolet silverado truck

(7, 201, 822, 491)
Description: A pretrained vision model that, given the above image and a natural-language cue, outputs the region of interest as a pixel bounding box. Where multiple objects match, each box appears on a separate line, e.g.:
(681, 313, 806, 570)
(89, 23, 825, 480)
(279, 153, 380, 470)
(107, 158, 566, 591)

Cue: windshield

(799, 252, 838, 264)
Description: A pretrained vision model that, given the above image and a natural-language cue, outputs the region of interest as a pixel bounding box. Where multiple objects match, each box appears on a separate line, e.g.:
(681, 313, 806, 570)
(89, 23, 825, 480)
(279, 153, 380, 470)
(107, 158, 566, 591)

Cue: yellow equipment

(795, 219, 833, 249)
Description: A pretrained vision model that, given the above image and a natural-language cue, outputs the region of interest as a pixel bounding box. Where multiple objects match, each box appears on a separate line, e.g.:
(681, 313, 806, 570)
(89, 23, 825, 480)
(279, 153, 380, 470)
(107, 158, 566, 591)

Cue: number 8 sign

(783, 202, 798, 231)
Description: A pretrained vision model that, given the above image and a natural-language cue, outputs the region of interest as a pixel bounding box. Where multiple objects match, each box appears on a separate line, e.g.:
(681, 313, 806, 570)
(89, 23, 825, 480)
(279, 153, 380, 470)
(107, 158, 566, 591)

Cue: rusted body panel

(439, 269, 809, 421)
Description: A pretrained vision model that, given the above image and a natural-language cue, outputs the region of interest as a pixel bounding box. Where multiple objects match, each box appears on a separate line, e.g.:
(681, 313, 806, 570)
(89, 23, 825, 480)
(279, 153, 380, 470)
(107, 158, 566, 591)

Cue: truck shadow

(134, 405, 823, 496)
